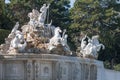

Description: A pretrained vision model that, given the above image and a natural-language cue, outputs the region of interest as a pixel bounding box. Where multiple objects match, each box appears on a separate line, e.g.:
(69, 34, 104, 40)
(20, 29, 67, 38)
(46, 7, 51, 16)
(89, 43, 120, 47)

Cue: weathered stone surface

(0, 3, 120, 80)
(0, 54, 120, 80)
(0, 54, 100, 80)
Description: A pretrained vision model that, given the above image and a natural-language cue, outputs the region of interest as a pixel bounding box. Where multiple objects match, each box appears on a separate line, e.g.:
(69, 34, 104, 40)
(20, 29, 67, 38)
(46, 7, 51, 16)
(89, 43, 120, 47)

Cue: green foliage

(0, 0, 5, 15)
(114, 64, 120, 71)
(7, 0, 70, 28)
(0, 0, 70, 44)
(0, 0, 14, 30)
(49, 0, 70, 28)
(69, 0, 120, 70)
(104, 61, 111, 69)
(0, 29, 10, 44)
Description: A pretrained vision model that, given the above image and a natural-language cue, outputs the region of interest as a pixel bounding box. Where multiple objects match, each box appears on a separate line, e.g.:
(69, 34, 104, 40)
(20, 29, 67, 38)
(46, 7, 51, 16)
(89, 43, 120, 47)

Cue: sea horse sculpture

(48, 27, 72, 55)
(48, 27, 62, 50)
(8, 30, 27, 53)
(80, 35, 105, 59)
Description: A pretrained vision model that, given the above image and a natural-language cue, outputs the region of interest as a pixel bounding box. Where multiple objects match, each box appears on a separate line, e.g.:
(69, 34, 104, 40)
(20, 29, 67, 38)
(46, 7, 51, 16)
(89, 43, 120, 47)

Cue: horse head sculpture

(54, 27, 62, 38)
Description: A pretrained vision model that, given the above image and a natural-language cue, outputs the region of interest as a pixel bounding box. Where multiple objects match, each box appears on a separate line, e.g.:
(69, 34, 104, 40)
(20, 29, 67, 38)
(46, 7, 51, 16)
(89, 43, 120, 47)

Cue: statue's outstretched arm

(47, 4, 50, 8)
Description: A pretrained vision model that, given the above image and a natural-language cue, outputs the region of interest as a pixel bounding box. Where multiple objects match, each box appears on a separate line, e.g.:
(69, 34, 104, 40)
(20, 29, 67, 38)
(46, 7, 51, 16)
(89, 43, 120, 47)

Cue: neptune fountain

(0, 3, 118, 80)
(0, 3, 104, 58)
(0, 3, 72, 55)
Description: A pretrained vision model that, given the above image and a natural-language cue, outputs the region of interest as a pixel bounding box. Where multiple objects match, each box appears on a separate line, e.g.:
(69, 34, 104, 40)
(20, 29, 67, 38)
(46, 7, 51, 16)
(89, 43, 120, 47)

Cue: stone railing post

(34, 60, 39, 80)
(27, 60, 33, 80)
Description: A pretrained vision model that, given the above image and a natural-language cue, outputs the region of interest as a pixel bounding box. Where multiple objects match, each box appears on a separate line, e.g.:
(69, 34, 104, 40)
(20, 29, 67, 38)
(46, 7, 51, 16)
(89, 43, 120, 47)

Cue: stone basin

(0, 54, 104, 80)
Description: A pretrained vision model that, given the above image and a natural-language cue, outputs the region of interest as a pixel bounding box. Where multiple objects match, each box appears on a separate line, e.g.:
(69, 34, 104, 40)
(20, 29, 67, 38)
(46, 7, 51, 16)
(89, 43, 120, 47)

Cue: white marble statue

(38, 12, 45, 26)
(32, 9, 40, 20)
(80, 35, 90, 52)
(15, 31, 24, 39)
(48, 27, 72, 55)
(90, 35, 105, 52)
(61, 34, 72, 54)
(61, 29, 70, 51)
(80, 35, 105, 59)
(8, 22, 19, 38)
(48, 27, 62, 50)
(11, 22, 19, 33)
(28, 12, 35, 26)
(9, 30, 27, 53)
(38, 4, 50, 25)
(28, 9, 39, 27)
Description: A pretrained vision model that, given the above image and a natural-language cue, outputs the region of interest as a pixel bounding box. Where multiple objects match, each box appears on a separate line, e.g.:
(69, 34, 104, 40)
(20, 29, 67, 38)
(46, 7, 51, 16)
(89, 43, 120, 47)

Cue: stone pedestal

(0, 54, 105, 80)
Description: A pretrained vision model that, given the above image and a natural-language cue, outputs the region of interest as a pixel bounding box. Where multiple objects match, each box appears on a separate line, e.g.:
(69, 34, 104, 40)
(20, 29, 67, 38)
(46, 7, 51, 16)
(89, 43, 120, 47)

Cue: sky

(70, 0, 75, 8)
(5, 0, 75, 7)
(5, 0, 10, 4)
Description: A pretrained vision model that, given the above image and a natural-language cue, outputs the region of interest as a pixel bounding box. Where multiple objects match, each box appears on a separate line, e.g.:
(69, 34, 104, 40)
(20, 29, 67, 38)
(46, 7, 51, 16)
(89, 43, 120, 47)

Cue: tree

(0, 0, 12, 29)
(0, 0, 70, 44)
(69, 0, 120, 69)
(7, 0, 70, 28)
(0, 0, 5, 29)
(0, 29, 10, 44)
(49, 0, 70, 28)
(106, 0, 120, 69)
(0, 0, 11, 44)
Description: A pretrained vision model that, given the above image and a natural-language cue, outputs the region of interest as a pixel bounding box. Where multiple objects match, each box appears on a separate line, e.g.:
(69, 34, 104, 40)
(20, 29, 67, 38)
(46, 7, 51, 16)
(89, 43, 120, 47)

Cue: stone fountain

(0, 3, 117, 80)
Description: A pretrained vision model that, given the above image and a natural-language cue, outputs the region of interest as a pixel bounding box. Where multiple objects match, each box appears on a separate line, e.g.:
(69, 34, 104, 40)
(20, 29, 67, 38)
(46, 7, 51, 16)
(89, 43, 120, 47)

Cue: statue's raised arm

(40, 4, 50, 13)
(8, 22, 19, 38)
(47, 3, 50, 9)
(11, 22, 19, 33)
(38, 3, 50, 25)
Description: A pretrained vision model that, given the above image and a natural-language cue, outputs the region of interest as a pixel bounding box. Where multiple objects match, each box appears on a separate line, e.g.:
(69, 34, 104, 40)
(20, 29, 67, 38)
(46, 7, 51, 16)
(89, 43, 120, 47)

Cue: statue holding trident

(38, 4, 50, 25)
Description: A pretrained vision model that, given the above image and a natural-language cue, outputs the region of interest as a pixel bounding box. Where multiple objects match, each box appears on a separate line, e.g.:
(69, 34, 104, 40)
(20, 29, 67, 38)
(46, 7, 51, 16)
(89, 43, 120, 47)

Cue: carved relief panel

(73, 62, 81, 80)
(56, 61, 68, 80)
(35, 61, 52, 80)
(27, 60, 33, 80)
(4, 61, 25, 80)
